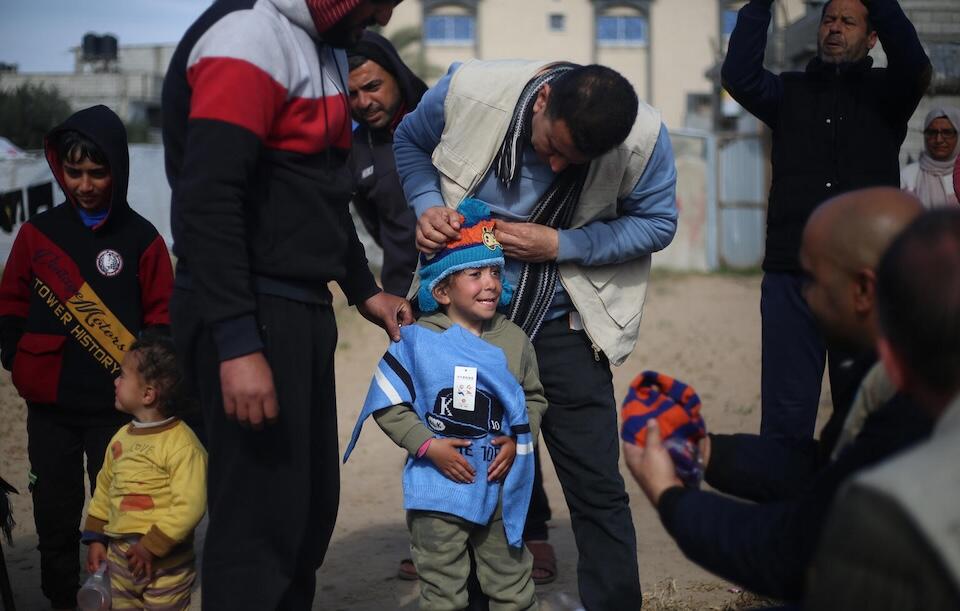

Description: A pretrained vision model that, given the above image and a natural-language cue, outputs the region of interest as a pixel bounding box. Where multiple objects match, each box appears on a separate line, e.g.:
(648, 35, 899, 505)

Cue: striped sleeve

(343, 329, 417, 462)
(185, 11, 290, 140)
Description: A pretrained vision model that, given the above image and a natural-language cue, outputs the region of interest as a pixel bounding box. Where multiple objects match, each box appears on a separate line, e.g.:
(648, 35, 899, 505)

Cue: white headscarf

(914, 106, 960, 208)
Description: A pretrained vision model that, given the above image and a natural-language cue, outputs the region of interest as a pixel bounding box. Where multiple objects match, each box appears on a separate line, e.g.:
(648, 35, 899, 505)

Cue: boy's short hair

(54, 129, 109, 167)
(129, 331, 190, 418)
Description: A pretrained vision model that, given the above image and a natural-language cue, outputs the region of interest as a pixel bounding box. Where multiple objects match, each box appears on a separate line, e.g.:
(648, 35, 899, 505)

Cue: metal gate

(716, 122, 768, 269)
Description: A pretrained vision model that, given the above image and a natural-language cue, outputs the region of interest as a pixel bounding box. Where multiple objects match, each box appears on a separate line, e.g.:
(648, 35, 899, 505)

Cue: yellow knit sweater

(84, 418, 207, 558)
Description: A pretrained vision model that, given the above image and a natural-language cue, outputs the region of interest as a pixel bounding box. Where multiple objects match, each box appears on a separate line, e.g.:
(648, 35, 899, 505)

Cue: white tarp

(0, 145, 172, 264)
(0, 137, 28, 160)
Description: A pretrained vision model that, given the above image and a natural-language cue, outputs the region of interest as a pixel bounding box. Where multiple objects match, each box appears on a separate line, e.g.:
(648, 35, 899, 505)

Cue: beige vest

(434, 59, 663, 365)
(854, 393, 960, 593)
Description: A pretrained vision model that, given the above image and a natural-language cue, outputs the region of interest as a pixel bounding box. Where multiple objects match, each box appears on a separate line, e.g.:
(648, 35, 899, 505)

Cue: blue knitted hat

(417, 198, 514, 313)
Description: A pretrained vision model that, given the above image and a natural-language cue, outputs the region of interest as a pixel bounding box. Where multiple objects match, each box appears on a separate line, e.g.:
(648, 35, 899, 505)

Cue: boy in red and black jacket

(0, 104, 173, 609)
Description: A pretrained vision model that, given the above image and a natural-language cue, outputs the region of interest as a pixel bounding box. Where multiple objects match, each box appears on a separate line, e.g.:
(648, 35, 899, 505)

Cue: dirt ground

(0, 272, 827, 610)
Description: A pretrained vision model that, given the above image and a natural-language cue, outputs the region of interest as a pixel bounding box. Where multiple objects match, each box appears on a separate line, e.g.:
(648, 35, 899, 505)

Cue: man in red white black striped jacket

(162, 1, 409, 608)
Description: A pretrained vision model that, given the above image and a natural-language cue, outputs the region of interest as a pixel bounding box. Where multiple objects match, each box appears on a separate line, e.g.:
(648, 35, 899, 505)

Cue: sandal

(398, 557, 419, 581)
(526, 540, 558, 585)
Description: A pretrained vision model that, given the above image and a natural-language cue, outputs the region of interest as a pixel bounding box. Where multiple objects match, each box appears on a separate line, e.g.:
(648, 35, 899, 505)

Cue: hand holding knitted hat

(417, 198, 514, 313)
(621, 371, 707, 486)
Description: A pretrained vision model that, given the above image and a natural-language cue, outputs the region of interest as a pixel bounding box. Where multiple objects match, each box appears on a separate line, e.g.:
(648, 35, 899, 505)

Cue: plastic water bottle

(77, 563, 111, 611)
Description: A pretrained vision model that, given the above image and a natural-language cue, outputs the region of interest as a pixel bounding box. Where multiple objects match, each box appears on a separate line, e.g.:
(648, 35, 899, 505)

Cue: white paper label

(453, 366, 478, 412)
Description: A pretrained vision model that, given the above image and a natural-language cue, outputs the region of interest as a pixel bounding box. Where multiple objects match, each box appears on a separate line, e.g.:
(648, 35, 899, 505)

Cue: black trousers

(760, 273, 858, 439)
(522, 448, 552, 541)
(534, 317, 642, 610)
(172, 289, 340, 611)
(26, 404, 128, 608)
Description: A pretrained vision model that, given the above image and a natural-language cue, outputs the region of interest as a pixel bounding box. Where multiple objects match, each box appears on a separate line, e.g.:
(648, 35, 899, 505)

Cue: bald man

(625, 187, 934, 601)
(805, 208, 960, 610)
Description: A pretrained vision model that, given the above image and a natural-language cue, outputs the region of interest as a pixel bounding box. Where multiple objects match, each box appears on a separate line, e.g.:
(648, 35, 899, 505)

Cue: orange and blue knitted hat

(621, 371, 706, 447)
(417, 198, 514, 313)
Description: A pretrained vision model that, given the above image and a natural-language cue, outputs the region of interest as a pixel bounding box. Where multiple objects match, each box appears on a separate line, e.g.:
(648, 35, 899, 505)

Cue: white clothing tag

(569, 311, 583, 331)
(454, 366, 478, 412)
(361, 165, 374, 179)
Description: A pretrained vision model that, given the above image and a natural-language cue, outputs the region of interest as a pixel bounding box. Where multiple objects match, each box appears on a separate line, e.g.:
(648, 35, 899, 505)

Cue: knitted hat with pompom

(417, 198, 514, 313)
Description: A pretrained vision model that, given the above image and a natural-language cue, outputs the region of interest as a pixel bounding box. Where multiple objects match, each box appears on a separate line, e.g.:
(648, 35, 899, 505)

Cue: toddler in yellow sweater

(82, 333, 207, 610)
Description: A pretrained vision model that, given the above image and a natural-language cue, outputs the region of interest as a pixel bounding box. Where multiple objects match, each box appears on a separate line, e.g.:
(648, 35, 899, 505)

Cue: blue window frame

(424, 14, 475, 45)
(596, 15, 648, 46)
(549, 14, 566, 32)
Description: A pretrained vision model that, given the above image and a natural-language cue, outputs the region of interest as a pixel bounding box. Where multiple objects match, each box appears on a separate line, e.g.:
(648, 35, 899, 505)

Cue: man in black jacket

(722, 0, 930, 441)
(347, 31, 425, 297)
(625, 187, 931, 601)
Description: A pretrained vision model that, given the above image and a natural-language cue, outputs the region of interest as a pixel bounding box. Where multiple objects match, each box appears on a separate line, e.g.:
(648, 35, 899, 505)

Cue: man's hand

(494, 221, 559, 262)
(125, 541, 154, 581)
(358, 292, 414, 342)
(86, 541, 107, 573)
(416, 206, 461, 254)
(425, 438, 476, 483)
(220, 352, 278, 429)
(487, 436, 517, 482)
(623, 421, 683, 507)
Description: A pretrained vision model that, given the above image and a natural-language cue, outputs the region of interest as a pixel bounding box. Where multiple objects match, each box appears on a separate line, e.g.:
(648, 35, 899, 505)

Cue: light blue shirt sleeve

(556, 123, 678, 265)
(394, 63, 459, 218)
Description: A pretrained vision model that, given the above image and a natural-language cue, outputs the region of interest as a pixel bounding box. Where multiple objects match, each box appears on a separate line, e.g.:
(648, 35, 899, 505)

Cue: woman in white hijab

(901, 106, 960, 208)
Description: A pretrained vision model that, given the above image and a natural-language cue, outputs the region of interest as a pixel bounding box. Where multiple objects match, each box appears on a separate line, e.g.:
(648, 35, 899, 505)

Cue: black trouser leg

(173, 290, 340, 611)
(760, 272, 827, 439)
(26, 406, 124, 608)
(522, 448, 551, 541)
(534, 318, 641, 610)
(26, 406, 84, 609)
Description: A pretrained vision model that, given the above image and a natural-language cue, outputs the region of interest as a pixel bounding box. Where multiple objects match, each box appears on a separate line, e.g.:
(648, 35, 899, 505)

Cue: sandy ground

(0, 272, 829, 610)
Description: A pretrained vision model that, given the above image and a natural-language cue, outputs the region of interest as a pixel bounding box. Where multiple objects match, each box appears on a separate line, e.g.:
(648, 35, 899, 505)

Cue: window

(597, 15, 648, 46)
(722, 8, 738, 47)
(549, 14, 566, 32)
(424, 14, 475, 45)
(722, 9, 739, 37)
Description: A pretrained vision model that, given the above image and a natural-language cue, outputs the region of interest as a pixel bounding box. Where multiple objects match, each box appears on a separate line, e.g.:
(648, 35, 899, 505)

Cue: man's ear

(852, 268, 876, 315)
(877, 336, 908, 393)
(533, 84, 551, 114)
(866, 29, 878, 50)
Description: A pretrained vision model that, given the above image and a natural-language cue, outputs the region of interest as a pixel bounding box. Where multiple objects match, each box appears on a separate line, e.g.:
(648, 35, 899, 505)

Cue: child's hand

(425, 438, 476, 483)
(487, 436, 516, 482)
(86, 542, 107, 573)
(126, 541, 154, 581)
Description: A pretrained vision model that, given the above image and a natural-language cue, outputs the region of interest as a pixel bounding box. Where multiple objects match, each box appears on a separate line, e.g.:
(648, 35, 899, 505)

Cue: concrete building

(0, 35, 174, 133)
(382, 0, 806, 131)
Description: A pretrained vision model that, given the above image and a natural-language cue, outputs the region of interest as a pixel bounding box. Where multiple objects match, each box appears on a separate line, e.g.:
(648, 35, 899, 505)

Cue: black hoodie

(0, 105, 173, 411)
(348, 31, 427, 297)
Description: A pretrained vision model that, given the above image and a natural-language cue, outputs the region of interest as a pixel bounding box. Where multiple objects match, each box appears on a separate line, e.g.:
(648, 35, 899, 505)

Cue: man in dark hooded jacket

(0, 105, 174, 609)
(347, 31, 425, 297)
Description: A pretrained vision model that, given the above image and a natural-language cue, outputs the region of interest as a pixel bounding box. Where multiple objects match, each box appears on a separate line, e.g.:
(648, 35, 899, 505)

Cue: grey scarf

(493, 63, 588, 340)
